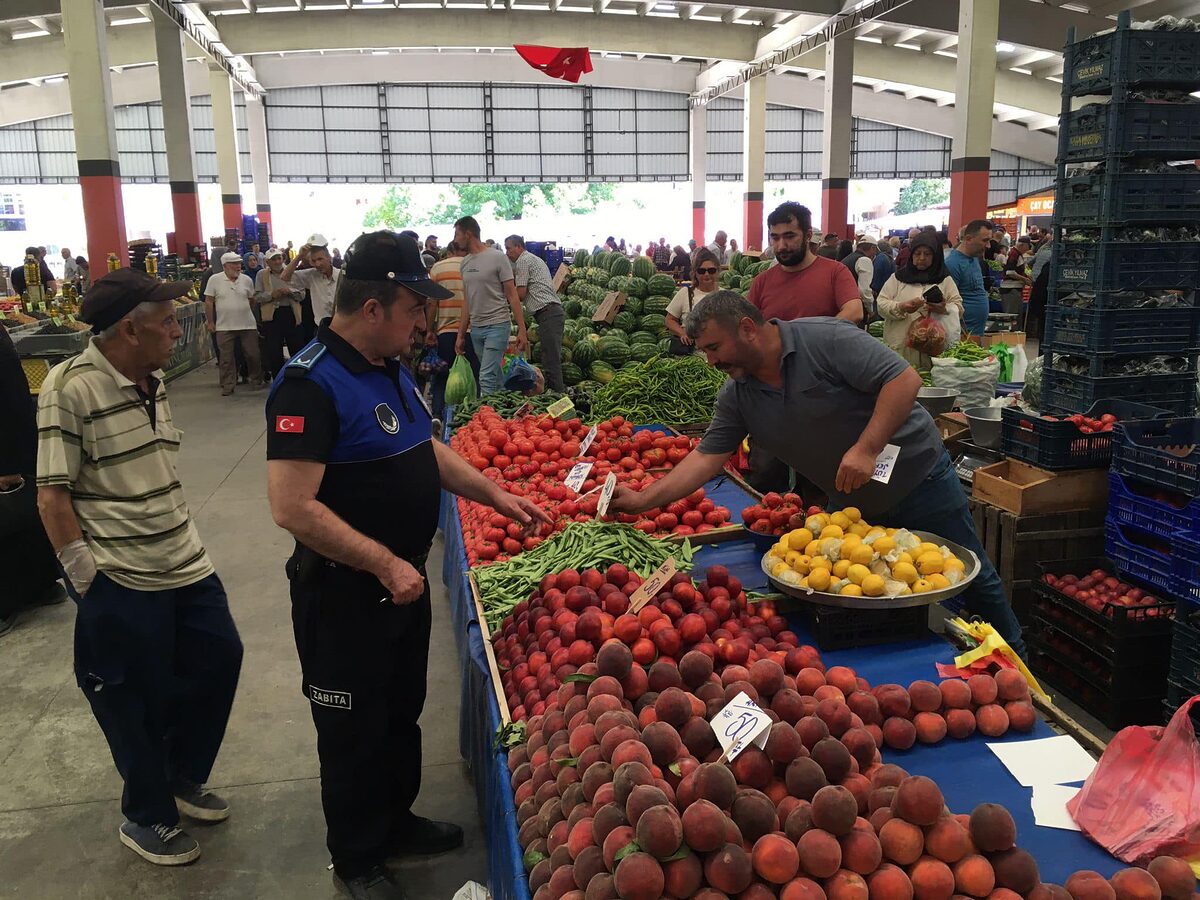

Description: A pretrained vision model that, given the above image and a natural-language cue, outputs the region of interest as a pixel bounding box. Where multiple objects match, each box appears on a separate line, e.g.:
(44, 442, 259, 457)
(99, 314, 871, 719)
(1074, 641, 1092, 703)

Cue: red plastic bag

(1067, 695, 1200, 864)
(906, 313, 947, 356)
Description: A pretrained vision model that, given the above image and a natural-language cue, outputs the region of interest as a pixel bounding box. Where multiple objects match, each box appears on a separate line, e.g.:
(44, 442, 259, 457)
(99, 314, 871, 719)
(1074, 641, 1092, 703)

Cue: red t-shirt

(748, 255, 861, 321)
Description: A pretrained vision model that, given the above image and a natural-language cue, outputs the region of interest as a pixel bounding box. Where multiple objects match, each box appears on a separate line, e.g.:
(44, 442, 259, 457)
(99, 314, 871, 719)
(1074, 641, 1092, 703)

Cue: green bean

(939, 340, 991, 363)
(588, 355, 727, 425)
(453, 390, 568, 422)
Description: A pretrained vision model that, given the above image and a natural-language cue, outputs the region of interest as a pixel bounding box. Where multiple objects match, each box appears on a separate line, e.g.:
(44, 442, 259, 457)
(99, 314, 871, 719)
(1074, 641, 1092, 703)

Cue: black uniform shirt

(266, 323, 441, 562)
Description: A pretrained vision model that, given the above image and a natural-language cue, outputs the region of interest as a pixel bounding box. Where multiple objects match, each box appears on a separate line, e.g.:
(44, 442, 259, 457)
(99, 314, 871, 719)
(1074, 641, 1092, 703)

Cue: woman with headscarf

(875, 232, 964, 368)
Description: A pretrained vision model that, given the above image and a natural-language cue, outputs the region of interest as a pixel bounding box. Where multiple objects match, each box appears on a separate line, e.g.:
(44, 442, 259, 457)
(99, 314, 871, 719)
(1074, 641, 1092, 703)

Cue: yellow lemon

(841, 533, 862, 550)
(842, 506, 862, 524)
(895, 551, 914, 566)
(899, 586, 913, 595)
(798, 577, 810, 589)
(917, 551, 944, 576)
(771, 561, 790, 577)
(787, 528, 814, 551)
(805, 539, 823, 557)
(807, 567, 831, 591)
(861, 573, 887, 597)
(891, 561, 919, 585)
(839, 584, 864, 597)
(944, 557, 966, 575)
(849, 544, 875, 566)
(785, 550, 804, 568)
(848, 521, 870, 538)
(927, 573, 950, 590)
(911, 578, 933, 594)
(847, 563, 871, 586)
(793, 555, 813, 576)
(769, 546, 785, 560)
(810, 556, 833, 571)
(833, 559, 853, 579)
(819, 524, 844, 540)
(830, 511, 851, 530)
(886, 528, 897, 536)
(873, 536, 896, 555)
(917, 542, 941, 557)
(805, 514, 828, 533)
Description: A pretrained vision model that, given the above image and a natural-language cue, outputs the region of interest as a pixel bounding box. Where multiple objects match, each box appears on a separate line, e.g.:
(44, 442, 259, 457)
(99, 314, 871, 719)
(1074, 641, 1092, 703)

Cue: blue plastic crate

(1170, 532, 1200, 606)
(1057, 170, 1200, 226)
(1054, 238, 1200, 292)
(1042, 369, 1197, 417)
(1043, 304, 1200, 354)
(1105, 519, 1193, 603)
(1069, 24, 1200, 95)
(1049, 289, 1199, 311)
(1047, 350, 1199, 379)
(1108, 471, 1200, 542)
(1112, 417, 1200, 497)
(1064, 101, 1200, 162)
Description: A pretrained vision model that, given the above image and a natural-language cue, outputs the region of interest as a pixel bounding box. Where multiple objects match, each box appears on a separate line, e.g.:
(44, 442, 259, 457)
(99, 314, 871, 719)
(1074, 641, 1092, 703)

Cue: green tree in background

(891, 178, 950, 215)
(428, 184, 558, 223)
(362, 185, 414, 229)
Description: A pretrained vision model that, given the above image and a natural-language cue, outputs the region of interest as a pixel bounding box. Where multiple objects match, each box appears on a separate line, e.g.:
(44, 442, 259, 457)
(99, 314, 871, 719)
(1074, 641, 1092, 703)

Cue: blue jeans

(471, 322, 510, 396)
(876, 452, 1027, 657)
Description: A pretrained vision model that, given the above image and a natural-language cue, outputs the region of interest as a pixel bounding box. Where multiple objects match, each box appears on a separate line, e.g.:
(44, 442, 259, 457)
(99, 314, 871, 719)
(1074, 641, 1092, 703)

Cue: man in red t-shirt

(749, 202, 863, 325)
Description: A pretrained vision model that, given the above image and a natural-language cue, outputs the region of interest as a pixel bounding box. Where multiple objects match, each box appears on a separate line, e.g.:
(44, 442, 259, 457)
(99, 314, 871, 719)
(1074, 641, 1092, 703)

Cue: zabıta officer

(266, 231, 552, 900)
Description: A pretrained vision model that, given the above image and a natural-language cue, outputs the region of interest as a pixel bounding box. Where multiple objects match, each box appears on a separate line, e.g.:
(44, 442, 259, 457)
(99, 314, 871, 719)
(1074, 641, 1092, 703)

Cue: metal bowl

(963, 406, 1003, 449)
(916, 387, 957, 416)
(760, 530, 981, 610)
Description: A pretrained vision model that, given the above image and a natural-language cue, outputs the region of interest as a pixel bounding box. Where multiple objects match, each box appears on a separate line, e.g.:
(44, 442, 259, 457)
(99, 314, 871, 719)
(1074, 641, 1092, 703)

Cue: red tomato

(763, 492, 783, 509)
(682, 510, 704, 528)
(655, 512, 679, 531)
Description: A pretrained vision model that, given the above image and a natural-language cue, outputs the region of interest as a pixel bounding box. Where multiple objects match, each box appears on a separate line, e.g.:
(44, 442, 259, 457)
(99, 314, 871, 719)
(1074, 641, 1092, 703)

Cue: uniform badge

(375, 403, 400, 434)
(275, 415, 305, 433)
(287, 343, 326, 370)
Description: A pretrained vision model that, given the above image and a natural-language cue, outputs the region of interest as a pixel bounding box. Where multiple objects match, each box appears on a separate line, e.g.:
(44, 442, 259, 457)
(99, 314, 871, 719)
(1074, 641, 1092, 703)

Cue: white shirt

(707, 242, 730, 266)
(289, 266, 343, 322)
(63, 257, 79, 280)
(666, 286, 714, 328)
(204, 272, 257, 332)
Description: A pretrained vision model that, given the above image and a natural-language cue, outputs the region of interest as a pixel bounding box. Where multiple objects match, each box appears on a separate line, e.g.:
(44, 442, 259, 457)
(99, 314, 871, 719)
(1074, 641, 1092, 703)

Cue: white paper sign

(595, 472, 618, 518)
(564, 461, 593, 493)
(871, 444, 902, 485)
(1030, 783, 1083, 832)
(711, 691, 772, 761)
(986, 735, 1097, 788)
(579, 426, 599, 457)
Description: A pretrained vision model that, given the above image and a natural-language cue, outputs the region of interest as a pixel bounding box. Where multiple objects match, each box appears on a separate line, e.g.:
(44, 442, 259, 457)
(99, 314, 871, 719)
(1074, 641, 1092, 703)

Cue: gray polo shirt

(698, 318, 943, 518)
(462, 248, 515, 328)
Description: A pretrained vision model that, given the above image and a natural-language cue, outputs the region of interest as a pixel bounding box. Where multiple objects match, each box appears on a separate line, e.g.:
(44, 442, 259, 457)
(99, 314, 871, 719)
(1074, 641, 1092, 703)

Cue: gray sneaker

(119, 821, 200, 866)
(173, 781, 230, 823)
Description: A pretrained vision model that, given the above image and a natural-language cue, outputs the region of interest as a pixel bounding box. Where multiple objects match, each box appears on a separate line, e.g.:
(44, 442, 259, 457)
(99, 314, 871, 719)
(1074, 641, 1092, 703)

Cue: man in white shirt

(204, 252, 263, 396)
(283, 234, 343, 324)
(707, 230, 730, 266)
(61, 248, 79, 282)
(842, 236, 880, 317)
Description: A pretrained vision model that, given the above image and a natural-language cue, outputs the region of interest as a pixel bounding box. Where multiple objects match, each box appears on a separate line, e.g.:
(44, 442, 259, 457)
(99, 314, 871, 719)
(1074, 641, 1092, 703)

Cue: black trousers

(263, 307, 305, 379)
(73, 572, 244, 826)
(288, 554, 432, 879)
(0, 473, 59, 619)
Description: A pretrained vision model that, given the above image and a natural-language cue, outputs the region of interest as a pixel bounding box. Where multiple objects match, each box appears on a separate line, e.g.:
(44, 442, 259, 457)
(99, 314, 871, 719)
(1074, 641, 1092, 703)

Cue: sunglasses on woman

(696, 266, 718, 274)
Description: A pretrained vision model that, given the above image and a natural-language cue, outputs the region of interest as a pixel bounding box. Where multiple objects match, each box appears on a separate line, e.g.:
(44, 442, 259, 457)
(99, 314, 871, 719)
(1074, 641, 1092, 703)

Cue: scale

(985, 312, 1020, 333)
(953, 441, 1005, 488)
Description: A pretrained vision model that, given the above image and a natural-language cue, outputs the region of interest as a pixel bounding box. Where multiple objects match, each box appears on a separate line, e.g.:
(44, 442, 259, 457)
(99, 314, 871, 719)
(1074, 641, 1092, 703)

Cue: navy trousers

(73, 572, 244, 827)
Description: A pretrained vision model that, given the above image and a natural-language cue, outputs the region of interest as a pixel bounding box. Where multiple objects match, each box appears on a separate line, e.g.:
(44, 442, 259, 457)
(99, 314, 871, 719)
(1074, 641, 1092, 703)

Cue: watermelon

(644, 296, 671, 315)
(571, 339, 597, 368)
(624, 295, 644, 316)
(526, 324, 540, 345)
(609, 255, 632, 277)
(719, 271, 737, 288)
(603, 328, 628, 343)
(641, 314, 667, 335)
(613, 311, 636, 333)
(561, 363, 583, 386)
(626, 277, 648, 299)
(658, 338, 672, 354)
(631, 256, 655, 280)
(563, 298, 582, 318)
(560, 346, 573, 365)
(573, 249, 590, 268)
(630, 331, 656, 346)
(647, 274, 675, 297)
(730, 251, 746, 274)
(630, 343, 657, 363)
(597, 336, 630, 367)
(588, 269, 610, 288)
(591, 250, 609, 270)
(590, 361, 617, 384)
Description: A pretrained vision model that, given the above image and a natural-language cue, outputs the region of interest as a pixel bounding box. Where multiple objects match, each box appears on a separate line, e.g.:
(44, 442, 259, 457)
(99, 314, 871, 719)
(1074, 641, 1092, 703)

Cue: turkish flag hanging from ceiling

(513, 45, 593, 83)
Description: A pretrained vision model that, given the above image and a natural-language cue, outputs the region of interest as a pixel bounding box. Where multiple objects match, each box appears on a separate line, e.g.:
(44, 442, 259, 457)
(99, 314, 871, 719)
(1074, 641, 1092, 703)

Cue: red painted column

(743, 193, 764, 254)
(170, 181, 204, 253)
(79, 161, 129, 268)
(222, 193, 243, 233)
(949, 158, 990, 238)
(257, 204, 273, 229)
(821, 178, 850, 241)
(692, 202, 705, 247)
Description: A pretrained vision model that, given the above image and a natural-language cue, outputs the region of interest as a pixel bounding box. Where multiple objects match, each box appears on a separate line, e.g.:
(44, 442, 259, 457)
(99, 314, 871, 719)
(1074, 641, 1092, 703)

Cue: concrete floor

(0, 361, 488, 899)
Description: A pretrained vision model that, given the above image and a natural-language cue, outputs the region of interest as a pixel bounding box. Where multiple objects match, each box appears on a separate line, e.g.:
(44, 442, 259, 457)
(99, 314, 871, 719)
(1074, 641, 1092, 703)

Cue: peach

(827, 869, 871, 900)
(908, 681, 942, 713)
(1110, 868, 1163, 900)
(797, 667, 829, 695)
(945, 709, 977, 740)
(591, 803, 628, 848)
(813, 785, 860, 837)
(654, 687, 692, 728)
(680, 716, 717, 760)
(869, 807, 895, 834)
(613, 851, 664, 900)
(876, 684, 912, 718)
(939, 679, 973, 710)
(548, 865, 578, 898)
(868, 863, 915, 900)
(704, 843, 754, 895)
(681, 799, 728, 853)
(624, 784, 668, 828)
(968, 803, 1015, 853)
(573, 845, 606, 891)
(883, 717, 917, 750)
(871, 764, 910, 789)
(601, 824, 635, 870)
(953, 855, 995, 898)
(848, 690, 884, 726)
(974, 704, 1009, 738)
(911, 856, 956, 900)
(612, 761, 653, 806)
(634, 803, 682, 859)
(732, 746, 775, 790)
(991, 848, 1039, 895)
(567, 817, 596, 859)
(813, 737, 853, 783)
(640, 721, 682, 767)
(695, 761, 737, 808)
(892, 776, 944, 827)
(1148, 857, 1197, 900)
(731, 788, 779, 843)
(798, 828, 843, 879)
(967, 674, 998, 706)
(754, 832, 802, 884)
(915, 712, 948, 745)
(839, 829, 883, 875)
(842, 728, 879, 769)
(842, 773, 873, 817)
(768, 721, 807, 765)
(785, 800, 816, 841)
(784, 877, 833, 900)
(596, 641, 633, 679)
(678, 649, 713, 689)
(1032, 885, 1073, 900)
(662, 853, 702, 899)
(1003, 702, 1036, 733)
(787, 756, 830, 802)
(880, 817, 924, 866)
(774, 688, 809, 725)
(1066, 871, 1116, 900)
(750, 658, 787, 697)
(994, 670, 1029, 702)
(923, 817, 971, 864)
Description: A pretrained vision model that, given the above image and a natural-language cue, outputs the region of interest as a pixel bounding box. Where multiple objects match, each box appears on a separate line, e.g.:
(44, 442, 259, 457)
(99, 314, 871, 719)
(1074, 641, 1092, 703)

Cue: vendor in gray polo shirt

(609, 291, 1025, 656)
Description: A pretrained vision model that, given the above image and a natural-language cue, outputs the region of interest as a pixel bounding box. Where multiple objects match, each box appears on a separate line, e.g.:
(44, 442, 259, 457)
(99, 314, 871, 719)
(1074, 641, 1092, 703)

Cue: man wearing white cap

(283, 233, 342, 326)
(255, 248, 304, 379)
(204, 252, 264, 396)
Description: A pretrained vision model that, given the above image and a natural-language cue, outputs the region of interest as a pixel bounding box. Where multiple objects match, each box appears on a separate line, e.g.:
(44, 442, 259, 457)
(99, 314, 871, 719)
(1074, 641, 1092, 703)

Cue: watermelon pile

(720, 252, 774, 295)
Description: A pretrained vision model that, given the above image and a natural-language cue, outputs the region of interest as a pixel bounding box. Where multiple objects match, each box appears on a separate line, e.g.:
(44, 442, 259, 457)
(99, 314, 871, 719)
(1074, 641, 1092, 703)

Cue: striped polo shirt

(429, 256, 466, 334)
(36, 340, 213, 591)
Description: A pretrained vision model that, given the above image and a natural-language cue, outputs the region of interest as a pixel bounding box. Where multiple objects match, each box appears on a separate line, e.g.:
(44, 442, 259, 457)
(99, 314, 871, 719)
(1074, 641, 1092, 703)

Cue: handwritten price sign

(564, 461, 593, 493)
(712, 692, 772, 761)
(595, 472, 618, 518)
(628, 557, 678, 614)
(579, 425, 599, 457)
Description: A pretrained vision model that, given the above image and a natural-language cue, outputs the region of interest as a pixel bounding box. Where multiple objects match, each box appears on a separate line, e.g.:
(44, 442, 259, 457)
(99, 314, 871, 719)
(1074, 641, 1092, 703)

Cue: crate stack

(1041, 12, 1200, 417)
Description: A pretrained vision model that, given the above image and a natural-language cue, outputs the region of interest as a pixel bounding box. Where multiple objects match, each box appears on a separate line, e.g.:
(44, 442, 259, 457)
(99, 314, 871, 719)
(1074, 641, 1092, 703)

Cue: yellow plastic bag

(948, 617, 1048, 700)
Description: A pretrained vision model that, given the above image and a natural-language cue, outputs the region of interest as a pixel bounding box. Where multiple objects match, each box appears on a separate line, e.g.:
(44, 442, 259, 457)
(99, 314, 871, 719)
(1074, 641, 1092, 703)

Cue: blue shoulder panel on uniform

(286, 341, 327, 373)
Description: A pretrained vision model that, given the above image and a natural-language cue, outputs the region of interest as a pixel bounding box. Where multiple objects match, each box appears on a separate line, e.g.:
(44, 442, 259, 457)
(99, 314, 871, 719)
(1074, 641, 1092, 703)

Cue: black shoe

(389, 815, 464, 857)
(31, 582, 68, 608)
(337, 866, 406, 900)
(173, 780, 230, 823)
(119, 821, 201, 866)
(0, 614, 15, 638)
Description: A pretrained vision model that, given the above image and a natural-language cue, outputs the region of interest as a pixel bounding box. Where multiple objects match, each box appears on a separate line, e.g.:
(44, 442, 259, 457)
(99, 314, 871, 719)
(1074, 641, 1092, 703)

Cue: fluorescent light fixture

(1047, 75, 1063, 83)
(654, 1, 674, 8)
(1062, 3, 1090, 11)
(934, 49, 957, 58)
(11, 28, 50, 39)
(362, 0, 389, 3)
(372, 49, 390, 54)
(110, 14, 151, 24)
(44, 76, 66, 84)
(855, 35, 883, 43)
(894, 42, 922, 51)
(995, 41, 1015, 53)
(1010, 67, 1033, 75)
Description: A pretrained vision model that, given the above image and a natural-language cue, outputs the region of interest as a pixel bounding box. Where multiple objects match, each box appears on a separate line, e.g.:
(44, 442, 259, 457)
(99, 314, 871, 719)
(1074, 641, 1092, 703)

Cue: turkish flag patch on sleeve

(276, 415, 305, 434)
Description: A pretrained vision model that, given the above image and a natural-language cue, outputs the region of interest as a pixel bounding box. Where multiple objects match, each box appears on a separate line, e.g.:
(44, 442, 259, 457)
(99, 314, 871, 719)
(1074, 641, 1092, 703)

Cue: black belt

(293, 543, 430, 583)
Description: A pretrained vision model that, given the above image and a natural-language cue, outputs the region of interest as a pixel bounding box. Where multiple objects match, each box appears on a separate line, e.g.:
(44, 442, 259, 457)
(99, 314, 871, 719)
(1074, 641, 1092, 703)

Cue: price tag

(0, 309, 7, 320)
(628, 557, 678, 614)
(578, 425, 598, 456)
(871, 444, 901, 485)
(595, 472, 617, 518)
(513, 401, 534, 419)
(51, 316, 62, 326)
(546, 396, 575, 419)
(564, 460, 593, 493)
(711, 692, 772, 762)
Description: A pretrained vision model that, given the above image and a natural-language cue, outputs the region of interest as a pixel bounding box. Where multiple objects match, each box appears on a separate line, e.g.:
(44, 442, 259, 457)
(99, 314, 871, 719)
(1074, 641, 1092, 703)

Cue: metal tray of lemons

(760, 507, 980, 610)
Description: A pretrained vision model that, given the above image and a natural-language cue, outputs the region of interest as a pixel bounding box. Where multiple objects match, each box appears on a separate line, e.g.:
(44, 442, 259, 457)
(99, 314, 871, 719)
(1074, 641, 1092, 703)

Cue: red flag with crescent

(513, 45, 593, 83)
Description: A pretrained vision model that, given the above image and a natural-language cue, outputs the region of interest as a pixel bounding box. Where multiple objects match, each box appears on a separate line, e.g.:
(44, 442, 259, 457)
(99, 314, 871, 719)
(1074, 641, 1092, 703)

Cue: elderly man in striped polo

(35, 269, 244, 867)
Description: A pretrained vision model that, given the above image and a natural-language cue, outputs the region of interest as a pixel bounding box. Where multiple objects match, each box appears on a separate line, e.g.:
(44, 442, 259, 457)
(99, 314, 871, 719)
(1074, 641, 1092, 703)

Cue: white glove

(58, 538, 97, 597)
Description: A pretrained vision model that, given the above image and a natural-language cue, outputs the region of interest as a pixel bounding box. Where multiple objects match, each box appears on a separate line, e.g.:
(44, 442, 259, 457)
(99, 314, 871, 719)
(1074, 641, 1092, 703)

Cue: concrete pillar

(949, 0, 1000, 237)
(246, 95, 272, 234)
(153, 9, 204, 257)
(208, 65, 243, 234)
(742, 76, 766, 253)
(689, 104, 707, 246)
(61, 0, 128, 268)
(820, 32, 853, 241)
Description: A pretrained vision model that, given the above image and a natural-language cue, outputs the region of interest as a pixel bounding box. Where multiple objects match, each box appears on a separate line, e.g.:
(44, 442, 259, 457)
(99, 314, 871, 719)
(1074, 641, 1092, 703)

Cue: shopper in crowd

(876, 231, 964, 368)
(688, 239, 698, 254)
(61, 247, 78, 283)
(11, 245, 56, 297)
(944, 219, 993, 337)
(243, 242, 263, 270)
(608, 290, 1026, 658)
(1030, 229, 1054, 282)
(285, 240, 296, 263)
(993, 227, 1011, 253)
(283, 234, 343, 324)
(871, 236, 897, 298)
(707, 230, 730, 266)
(1025, 230, 1054, 337)
(835, 238, 854, 262)
(204, 252, 264, 396)
(37, 268, 243, 866)
(265, 231, 551, 900)
(455, 215, 527, 396)
(816, 233, 841, 260)
(423, 236, 439, 270)
(603, 236, 618, 253)
(331, 248, 344, 269)
(37, 246, 48, 261)
(999, 236, 1033, 316)
(841, 236, 880, 319)
(255, 248, 305, 380)
(666, 248, 719, 354)
(633, 243, 643, 257)
(505, 234, 565, 393)
(427, 242, 480, 420)
(74, 257, 91, 291)
(0, 325, 66, 637)
(653, 237, 672, 272)
(617, 238, 627, 253)
(729, 238, 739, 254)
(669, 244, 691, 281)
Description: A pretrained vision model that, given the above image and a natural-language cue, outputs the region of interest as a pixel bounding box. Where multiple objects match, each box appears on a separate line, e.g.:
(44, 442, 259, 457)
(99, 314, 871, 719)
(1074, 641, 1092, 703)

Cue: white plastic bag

(931, 355, 1001, 409)
(1010, 343, 1029, 383)
(931, 307, 961, 348)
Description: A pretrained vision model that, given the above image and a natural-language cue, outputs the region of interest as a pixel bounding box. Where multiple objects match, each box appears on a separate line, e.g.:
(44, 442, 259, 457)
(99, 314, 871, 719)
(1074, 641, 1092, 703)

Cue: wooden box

(935, 413, 970, 447)
(971, 459, 1108, 516)
(981, 331, 1026, 349)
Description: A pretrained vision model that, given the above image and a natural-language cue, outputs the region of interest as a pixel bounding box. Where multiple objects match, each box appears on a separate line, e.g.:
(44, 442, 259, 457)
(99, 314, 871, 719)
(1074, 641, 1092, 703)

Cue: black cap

(342, 231, 453, 301)
(80, 269, 193, 334)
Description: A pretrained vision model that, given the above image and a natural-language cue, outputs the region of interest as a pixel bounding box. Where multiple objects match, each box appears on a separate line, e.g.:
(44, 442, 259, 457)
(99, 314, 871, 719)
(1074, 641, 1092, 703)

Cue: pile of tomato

(1041, 412, 1118, 434)
(739, 491, 822, 536)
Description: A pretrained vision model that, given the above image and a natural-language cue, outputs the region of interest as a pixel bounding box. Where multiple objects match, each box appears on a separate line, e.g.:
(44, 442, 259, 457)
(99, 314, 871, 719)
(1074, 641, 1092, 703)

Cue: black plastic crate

(1001, 399, 1169, 471)
(1170, 617, 1200, 686)
(1112, 417, 1200, 497)
(1049, 289, 1198, 311)
(1042, 368, 1197, 418)
(1069, 23, 1200, 95)
(1054, 238, 1200, 292)
(1163, 689, 1200, 736)
(798, 602, 928, 651)
(1032, 557, 1177, 644)
(1046, 350, 1199, 379)
(1057, 170, 1200, 225)
(1030, 610, 1170, 684)
(1028, 644, 1167, 730)
(1064, 101, 1200, 162)
(1042, 305, 1200, 355)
